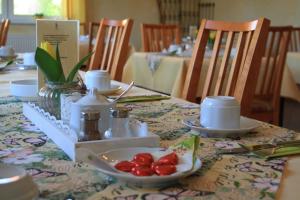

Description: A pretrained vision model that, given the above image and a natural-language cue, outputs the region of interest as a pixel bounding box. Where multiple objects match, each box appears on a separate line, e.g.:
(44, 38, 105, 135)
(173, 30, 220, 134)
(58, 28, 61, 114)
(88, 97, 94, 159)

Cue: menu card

(36, 19, 79, 88)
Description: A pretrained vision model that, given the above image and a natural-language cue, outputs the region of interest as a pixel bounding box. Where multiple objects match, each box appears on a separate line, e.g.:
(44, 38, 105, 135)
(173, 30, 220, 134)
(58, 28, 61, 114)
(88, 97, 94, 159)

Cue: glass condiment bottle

(79, 111, 102, 141)
(105, 107, 131, 139)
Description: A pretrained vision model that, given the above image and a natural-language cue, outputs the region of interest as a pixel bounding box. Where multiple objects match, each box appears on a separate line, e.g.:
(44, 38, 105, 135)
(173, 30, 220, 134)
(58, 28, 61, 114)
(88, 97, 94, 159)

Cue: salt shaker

(106, 107, 131, 138)
(79, 111, 102, 141)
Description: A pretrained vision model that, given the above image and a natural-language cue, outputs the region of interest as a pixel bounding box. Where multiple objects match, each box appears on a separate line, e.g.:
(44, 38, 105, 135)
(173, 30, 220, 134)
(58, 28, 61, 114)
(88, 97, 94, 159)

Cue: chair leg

(279, 97, 285, 126)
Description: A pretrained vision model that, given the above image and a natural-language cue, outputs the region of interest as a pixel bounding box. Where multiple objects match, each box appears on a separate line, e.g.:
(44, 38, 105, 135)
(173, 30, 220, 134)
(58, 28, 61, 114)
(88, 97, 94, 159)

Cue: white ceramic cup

(168, 44, 179, 52)
(23, 52, 36, 66)
(85, 70, 111, 91)
(200, 96, 240, 129)
(0, 46, 15, 57)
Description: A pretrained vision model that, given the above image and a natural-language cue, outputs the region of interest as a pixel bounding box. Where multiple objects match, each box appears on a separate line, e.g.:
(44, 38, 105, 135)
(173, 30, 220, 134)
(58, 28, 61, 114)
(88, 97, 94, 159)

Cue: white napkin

(146, 53, 163, 74)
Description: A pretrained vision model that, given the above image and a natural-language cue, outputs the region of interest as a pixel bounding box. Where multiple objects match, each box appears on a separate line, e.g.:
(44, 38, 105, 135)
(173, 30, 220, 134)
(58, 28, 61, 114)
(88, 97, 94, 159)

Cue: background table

(1, 67, 300, 200)
(286, 52, 300, 84)
(122, 52, 300, 103)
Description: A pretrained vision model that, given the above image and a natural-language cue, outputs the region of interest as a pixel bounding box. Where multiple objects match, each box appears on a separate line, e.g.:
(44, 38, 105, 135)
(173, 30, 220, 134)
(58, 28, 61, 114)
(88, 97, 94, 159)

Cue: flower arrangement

(208, 31, 216, 48)
(34, 42, 93, 83)
(33, 13, 44, 19)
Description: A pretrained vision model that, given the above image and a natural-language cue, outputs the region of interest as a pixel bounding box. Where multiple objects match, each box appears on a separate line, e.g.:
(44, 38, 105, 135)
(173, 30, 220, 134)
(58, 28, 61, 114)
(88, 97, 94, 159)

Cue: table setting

(1, 84, 300, 199)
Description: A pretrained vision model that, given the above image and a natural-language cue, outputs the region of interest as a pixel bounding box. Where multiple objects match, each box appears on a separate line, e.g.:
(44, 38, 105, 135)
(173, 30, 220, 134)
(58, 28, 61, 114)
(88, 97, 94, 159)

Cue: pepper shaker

(79, 111, 102, 141)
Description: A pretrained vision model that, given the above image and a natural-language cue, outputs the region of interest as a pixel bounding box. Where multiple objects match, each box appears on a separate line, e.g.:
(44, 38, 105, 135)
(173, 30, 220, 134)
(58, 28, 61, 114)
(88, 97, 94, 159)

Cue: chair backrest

(255, 26, 292, 109)
(88, 18, 133, 81)
(141, 23, 181, 52)
(80, 22, 87, 35)
(0, 19, 10, 46)
(88, 22, 100, 53)
(289, 27, 300, 52)
(182, 18, 270, 115)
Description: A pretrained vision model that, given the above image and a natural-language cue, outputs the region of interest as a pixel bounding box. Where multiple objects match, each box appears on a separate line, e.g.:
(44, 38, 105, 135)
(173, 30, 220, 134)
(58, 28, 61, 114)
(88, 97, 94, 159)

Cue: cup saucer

(182, 116, 260, 138)
(95, 84, 122, 95)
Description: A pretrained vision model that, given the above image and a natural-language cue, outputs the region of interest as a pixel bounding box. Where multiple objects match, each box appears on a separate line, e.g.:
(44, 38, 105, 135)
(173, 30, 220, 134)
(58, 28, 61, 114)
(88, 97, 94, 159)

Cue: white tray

(22, 103, 160, 161)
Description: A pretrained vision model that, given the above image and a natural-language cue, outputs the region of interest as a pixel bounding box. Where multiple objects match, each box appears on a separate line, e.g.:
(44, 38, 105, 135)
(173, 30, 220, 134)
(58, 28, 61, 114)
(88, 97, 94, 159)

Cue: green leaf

(266, 146, 300, 159)
(116, 95, 170, 103)
(55, 43, 65, 82)
(6, 60, 13, 66)
(35, 47, 64, 82)
(266, 192, 275, 199)
(234, 181, 240, 188)
(66, 51, 94, 82)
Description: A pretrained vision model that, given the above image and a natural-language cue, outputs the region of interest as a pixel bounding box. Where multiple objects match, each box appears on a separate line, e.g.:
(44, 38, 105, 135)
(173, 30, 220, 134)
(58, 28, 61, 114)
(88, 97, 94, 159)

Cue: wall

(213, 0, 300, 26)
(8, 0, 300, 49)
(86, 0, 160, 50)
(9, 24, 35, 36)
(86, 0, 300, 49)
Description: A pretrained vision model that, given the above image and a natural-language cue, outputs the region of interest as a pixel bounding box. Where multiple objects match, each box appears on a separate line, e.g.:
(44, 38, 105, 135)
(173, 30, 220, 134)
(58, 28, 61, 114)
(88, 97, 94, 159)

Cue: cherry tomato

(151, 161, 164, 172)
(131, 160, 150, 167)
(133, 153, 154, 166)
(158, 152, 178, 165)
(114, 161, 135, 172)
(131, 166, 154, 176)
(154, 164, 176, 176)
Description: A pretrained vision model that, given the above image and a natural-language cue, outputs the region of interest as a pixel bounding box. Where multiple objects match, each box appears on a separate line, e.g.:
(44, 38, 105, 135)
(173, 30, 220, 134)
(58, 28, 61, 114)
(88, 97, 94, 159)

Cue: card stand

(22, 103, 160, 161)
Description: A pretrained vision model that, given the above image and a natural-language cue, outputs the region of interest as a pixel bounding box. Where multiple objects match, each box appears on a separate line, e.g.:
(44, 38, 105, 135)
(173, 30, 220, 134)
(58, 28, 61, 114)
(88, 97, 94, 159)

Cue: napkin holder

(23, 103, 160, 161)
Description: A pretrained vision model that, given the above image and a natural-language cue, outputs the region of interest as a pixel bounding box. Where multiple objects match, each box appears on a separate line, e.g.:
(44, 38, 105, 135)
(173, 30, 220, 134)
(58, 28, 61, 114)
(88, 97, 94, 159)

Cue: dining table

(1, 66, 300, 200)
(122, 52, 300, 103)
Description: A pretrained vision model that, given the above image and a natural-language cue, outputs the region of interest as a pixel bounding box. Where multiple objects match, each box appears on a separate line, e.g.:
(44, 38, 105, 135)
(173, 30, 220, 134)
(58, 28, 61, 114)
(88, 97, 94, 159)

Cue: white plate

(0, 62, 8, 70)
(0, 163, 39, 200)
(0, 54, 17, 60)
(10, 79, 38, 101)
(96, 84, 122, 95)
(16, 63, 37, 70)
(182, 116, 260, 138)
(98, 147, 201, 187)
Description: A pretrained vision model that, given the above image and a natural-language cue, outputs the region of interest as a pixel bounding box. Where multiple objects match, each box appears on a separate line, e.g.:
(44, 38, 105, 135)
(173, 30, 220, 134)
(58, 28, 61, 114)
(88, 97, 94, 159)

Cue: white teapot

(70, 88, 115, 135)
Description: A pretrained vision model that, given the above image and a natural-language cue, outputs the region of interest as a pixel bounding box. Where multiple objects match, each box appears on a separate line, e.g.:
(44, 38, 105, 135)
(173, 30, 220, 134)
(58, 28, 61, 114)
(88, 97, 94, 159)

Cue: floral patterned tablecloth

(0, 96, 298, 200)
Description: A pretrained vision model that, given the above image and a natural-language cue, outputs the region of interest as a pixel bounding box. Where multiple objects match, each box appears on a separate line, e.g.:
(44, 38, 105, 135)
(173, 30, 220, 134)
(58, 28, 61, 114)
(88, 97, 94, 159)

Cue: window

(1, 0, 63, 24)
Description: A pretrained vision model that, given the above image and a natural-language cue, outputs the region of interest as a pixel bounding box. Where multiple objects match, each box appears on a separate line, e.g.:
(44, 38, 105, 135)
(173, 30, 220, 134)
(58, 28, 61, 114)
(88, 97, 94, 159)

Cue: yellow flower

(209, 31, 216, 40)
(40, 41, 55, 59)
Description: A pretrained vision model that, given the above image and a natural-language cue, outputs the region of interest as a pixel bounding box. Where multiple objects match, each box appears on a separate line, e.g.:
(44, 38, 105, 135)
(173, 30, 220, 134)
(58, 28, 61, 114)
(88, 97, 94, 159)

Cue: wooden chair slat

(0, 19, 9, 46)
(202, 30, 223, 97)
(215, 31, 235, 96)
(267, 31, 282, 94)
(100, 26, 113, 70)
(260, 31, 275, 94)
(107, 27, 119, 73)
(225, 32, 246, 95)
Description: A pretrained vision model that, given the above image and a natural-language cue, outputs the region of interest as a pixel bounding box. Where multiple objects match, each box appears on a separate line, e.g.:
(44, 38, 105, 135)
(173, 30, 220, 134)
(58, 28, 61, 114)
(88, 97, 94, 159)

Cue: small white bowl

(0, 163, 39, 200)
(10, 79, 38, 99)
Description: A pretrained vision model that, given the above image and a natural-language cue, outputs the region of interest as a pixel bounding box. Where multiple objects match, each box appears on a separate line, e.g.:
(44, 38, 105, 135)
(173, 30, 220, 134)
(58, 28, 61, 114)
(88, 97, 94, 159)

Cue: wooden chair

(88, 22, 100, 53)
(182, 18, 270, 116)
(249, 26, 292, 125)
(289, 27, 300, 52)
(80, 22, 88, 35)
(141, 23, 181, 52)
(0, 19, 10, 46)
(88, 18, 133, 81)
